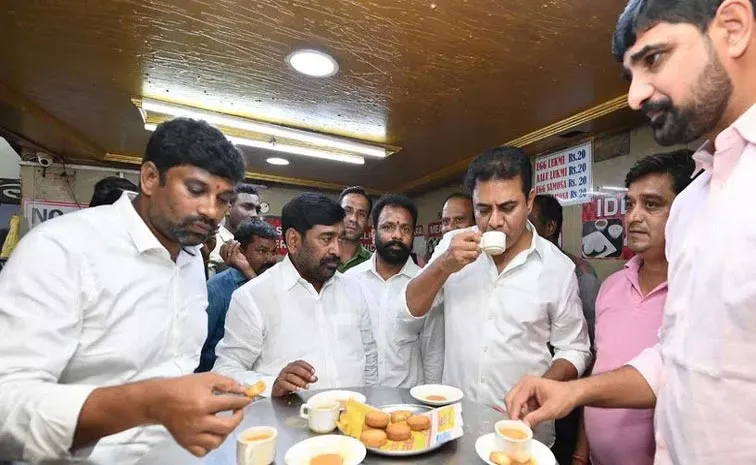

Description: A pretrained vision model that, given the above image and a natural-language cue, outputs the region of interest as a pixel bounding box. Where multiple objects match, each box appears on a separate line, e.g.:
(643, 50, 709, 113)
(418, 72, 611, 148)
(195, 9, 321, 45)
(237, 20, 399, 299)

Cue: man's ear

(285, 228, 302, 254)
(140, 162, 161, 197)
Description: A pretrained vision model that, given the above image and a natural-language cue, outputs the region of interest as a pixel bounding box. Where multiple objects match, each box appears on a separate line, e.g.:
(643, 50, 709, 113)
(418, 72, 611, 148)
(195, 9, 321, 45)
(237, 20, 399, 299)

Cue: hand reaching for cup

(504, 376, 579, 427)
(146, 372, 251, 457)
(438, 230, 482, 274)
(271, 360, 318, 397)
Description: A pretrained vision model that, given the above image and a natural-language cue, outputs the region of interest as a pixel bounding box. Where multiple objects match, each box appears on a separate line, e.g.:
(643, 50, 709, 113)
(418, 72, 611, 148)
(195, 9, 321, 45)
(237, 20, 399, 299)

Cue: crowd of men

(1, 0, 755, 464)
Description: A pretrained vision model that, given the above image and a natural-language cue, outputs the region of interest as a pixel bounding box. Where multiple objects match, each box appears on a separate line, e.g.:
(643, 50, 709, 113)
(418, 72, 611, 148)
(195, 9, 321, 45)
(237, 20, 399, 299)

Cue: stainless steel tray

(365, 403, 449, 457)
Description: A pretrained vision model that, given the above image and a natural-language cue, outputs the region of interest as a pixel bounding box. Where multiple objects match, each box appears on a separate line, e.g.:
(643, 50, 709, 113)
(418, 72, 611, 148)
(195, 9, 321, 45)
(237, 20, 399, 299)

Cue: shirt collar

(228, 267, 249, 285)
(692, 103, 756, 176)
(367, 253, 420, 280)
(117, 191, 202, 258)
(623, 254, 668, 296)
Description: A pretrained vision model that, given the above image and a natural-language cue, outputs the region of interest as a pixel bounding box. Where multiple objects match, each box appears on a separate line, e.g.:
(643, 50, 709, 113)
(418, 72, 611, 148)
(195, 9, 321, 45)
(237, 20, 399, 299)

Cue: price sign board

(534, 142, 592, 206)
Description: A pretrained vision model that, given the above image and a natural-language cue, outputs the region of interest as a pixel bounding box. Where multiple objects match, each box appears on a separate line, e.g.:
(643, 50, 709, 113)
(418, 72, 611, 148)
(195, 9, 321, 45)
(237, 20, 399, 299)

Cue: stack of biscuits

(359, 409, 432, 448)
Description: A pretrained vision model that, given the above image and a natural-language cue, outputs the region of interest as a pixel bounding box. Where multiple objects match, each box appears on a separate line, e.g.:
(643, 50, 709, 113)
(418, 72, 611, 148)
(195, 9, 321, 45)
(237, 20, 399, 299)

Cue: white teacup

(480, 231, 507, 255)
(494, 420, 532, 457)
(300, 400, 340, 433)
(236, 426, 277, 465)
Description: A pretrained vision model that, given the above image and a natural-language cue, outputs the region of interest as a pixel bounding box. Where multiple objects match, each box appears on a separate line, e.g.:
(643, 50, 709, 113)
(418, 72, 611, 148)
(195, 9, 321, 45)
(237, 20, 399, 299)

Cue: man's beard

(294, 245, 340, 285)
(644, 43, 732, 146)
(375, 237, 411, 266)
(154, 211, 217, 247)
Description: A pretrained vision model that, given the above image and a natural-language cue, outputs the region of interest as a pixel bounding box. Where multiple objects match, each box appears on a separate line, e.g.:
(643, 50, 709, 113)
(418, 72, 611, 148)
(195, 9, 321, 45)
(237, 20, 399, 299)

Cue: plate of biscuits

(338, 400, 464, 457)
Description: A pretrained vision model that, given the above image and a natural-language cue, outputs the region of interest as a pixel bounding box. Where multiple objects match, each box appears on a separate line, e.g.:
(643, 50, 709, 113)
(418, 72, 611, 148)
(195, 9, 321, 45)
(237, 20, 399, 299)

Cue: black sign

(0, 179, 20, 204)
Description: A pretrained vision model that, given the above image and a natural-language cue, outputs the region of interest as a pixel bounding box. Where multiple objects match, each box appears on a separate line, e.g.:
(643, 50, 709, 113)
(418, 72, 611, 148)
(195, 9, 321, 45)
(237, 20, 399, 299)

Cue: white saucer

(308, 390, 367, 407)
(475, 433, 556, 465)
(410, 384, 464, 406)
(284, 435, 366, 465)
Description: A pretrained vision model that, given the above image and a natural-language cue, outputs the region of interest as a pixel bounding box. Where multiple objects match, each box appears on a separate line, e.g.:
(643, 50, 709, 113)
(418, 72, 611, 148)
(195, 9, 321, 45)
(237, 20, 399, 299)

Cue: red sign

(266, 217, 374, 256)
(581, 194, 634, 260)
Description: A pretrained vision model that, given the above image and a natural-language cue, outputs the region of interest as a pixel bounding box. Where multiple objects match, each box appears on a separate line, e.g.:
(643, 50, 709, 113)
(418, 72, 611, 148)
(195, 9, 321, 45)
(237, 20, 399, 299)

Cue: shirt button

(488, 314, 494, 321)
(481, 378, 486, 384)
(483, 347, 488, 353)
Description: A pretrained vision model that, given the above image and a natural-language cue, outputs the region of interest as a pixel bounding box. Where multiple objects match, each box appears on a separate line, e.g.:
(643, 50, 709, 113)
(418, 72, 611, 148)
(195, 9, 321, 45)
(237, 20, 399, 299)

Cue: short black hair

(533, 194, 563, 241)
(232, 183, 259, 203)
(281, 193, 345, 246)
(624, 149, 696, 194)
(89, 176, 138, 207)
(463, 146, 533, 197)
(234, 218, 277, 249)
(612, 0, 756, 61)
(372, 194, 418, 230)
(338, 186, 373, 214)
(444, 192, 472, 204)
(144, 117, 245, 185)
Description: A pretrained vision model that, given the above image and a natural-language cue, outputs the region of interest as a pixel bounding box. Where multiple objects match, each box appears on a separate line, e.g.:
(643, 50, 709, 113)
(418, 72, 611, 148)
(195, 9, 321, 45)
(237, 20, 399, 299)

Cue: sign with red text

(581, 193, 634, 260)
(23, 199, 81, 230)
(534, 142, 592, 206)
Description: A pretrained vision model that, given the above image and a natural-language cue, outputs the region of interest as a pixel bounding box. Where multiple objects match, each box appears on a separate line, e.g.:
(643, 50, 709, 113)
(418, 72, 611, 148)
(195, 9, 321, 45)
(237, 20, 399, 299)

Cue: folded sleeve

(549, 272, 592, 377)
(627, 344, 663, 397)
(0, 228, 98, 462)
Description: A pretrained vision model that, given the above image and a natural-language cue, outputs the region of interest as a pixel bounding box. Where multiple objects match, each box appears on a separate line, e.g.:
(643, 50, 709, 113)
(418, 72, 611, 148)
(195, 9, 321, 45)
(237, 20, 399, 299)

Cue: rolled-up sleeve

(213, 289, 275, 395)
(627, 343, 663, 397)
(0, 229, 98, 462)
(549, 272, 592, 377)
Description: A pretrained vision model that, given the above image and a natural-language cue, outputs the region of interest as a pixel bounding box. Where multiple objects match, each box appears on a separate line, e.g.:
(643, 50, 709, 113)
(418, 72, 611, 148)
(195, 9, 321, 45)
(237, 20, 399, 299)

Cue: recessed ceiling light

(286, 49, 339, 77)
(266, 157, 290, 166)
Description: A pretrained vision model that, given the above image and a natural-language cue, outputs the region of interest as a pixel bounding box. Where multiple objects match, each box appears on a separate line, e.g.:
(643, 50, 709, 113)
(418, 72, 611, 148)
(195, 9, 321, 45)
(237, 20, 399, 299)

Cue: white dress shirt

(213, 255, 378, 393)
(628, 104, 756, 464)
(347, 255, 444, 388)
(0, 193, 207, 464)
(403, 225, 591, 446)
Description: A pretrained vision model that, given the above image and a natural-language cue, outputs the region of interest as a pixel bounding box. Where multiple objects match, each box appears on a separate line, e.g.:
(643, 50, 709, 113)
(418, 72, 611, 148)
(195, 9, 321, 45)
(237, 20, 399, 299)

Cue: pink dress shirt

(584, 255, 665, 465)
(628, 103, 756, 464)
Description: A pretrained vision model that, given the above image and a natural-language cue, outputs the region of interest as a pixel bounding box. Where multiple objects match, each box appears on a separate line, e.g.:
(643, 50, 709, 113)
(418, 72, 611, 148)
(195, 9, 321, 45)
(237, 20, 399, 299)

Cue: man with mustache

(403, 146, 591, 447)
(572, 151, 694, 465)
(506, 1, 756, 463)
(213, 193, 378, 397)
(337, 186, 373, 273)
(0, 118, 251, 463)
(347, 194, 444, 387)
(440, 192, 475, 235)
(196, 218, 278, 373)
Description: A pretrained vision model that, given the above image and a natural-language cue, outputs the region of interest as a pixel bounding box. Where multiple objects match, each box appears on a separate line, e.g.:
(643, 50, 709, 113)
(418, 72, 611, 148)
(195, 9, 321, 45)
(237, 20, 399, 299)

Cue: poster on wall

(265, 217, 374, 256)
(581, 193, 634, 260)
(534, 141, 593, 206)
(23, 199, 81, 230)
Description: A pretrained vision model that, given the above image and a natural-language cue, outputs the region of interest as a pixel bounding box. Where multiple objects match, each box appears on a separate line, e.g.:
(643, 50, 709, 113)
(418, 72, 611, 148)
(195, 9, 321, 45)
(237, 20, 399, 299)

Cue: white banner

(534, 141, 592, 206)
(23, 199, 81, 230)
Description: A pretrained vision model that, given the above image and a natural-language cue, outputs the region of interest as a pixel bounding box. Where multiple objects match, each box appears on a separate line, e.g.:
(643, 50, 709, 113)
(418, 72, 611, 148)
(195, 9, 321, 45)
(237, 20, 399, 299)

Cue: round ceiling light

(286, 49, 339, 77)
(266, 157, 290, 166)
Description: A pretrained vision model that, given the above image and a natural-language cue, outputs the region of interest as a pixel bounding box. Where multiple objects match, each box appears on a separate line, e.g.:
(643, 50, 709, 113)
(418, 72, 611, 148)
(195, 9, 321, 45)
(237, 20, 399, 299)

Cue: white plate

(308, 390, 367, 407)
(410, 384, 464, 406)
(284, 435, 366, 465)
(475, 433, 556, 465)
